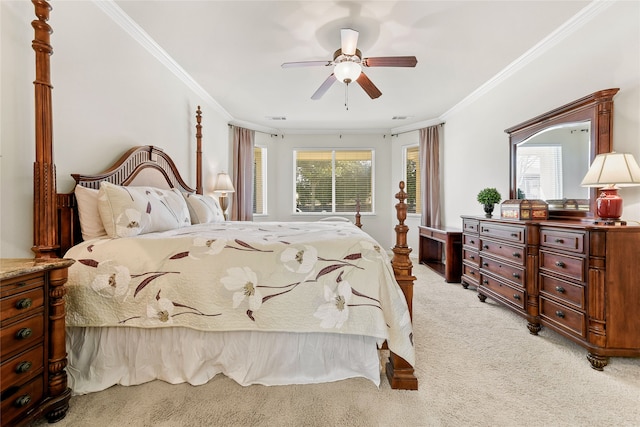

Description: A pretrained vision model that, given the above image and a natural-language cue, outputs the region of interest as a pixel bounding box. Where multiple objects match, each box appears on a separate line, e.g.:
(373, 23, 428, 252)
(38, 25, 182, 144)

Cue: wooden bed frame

(30, 0, 417, 406)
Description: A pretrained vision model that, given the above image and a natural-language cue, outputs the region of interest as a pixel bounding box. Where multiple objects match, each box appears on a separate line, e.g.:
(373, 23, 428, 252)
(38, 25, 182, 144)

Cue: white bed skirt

(66, 327, 382, 395)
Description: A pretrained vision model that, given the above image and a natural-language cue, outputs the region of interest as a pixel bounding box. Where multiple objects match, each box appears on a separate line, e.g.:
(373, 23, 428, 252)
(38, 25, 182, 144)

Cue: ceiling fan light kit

(282, 28, 417, 103)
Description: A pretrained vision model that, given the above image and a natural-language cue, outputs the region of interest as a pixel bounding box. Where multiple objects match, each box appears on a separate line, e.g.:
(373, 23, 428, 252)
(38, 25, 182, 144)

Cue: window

(253, 146, 267, 215)
(404, 145, 421, 214)
(295, 150, 373, 213)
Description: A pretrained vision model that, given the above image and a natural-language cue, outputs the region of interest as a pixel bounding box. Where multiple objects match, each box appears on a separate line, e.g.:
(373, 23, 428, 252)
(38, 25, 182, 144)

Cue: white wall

(1, 1, 230, 258)
(441, 0, 640, 228)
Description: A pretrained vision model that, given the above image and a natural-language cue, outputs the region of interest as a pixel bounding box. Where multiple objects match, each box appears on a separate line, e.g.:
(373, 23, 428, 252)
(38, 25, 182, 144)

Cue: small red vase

(596, 188, 623, 219)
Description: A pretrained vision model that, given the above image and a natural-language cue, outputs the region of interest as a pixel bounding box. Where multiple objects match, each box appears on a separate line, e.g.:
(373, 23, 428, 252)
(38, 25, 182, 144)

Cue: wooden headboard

(56, 143, 202, 256)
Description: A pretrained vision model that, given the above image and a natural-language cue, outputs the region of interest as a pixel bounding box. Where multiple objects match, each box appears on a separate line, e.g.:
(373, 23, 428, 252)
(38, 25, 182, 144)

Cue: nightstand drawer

(480, 274, 525, 309)
(480, 256, 524, 286)
(0, 374, 44, 426)
(540, 274, 585, 309)
(463, 248, 479, 264)
(540, 297, 586, 338)
(1, 286, 44, 320)
(480, 223, 525, 244)
(1, 313, 44, 359)
(463, 233, 480, 249)
(540, 228, 585, 254)
(1, 345, 44, 391)
(480, 239, 525, 265)
(539, 250, 585, 282)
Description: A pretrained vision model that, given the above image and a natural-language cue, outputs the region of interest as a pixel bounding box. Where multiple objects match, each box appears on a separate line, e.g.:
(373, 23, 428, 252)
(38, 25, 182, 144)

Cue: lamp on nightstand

(580, 152, 640, 225)
(213, 172, 235, 220)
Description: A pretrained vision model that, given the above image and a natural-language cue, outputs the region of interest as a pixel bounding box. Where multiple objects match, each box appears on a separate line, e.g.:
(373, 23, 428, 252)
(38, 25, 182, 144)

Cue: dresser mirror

(506, 88, 619, 219)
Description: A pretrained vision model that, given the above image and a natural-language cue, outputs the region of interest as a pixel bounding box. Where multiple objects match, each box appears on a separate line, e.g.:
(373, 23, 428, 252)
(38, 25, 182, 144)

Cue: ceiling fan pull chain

(345, 83, 349, 110)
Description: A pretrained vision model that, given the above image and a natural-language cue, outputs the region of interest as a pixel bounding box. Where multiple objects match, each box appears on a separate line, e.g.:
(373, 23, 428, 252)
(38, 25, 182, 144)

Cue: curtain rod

(228, 123, 279, 137)
(390, 121, 445, 137)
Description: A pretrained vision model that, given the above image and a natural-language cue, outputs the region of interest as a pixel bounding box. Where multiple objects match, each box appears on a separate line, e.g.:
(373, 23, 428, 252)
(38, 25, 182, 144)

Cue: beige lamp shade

(581, 152, 640, 188)
(213, 172, 235, 193)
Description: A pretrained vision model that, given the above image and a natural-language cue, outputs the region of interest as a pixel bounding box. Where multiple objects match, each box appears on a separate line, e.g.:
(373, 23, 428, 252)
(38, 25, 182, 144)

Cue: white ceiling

(114, 1, 591, 133)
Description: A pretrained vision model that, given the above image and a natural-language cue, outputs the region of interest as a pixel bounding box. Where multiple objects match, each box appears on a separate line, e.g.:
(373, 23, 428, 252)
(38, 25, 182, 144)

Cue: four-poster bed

(21, 0, 418, 423)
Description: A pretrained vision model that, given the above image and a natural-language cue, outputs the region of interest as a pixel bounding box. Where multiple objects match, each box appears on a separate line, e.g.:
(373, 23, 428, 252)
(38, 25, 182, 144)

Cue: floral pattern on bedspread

(64, 221, 415, 366)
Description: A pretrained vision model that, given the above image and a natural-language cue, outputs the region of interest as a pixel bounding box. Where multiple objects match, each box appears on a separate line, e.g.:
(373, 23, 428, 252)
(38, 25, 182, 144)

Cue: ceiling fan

(282, 28, 418, 101)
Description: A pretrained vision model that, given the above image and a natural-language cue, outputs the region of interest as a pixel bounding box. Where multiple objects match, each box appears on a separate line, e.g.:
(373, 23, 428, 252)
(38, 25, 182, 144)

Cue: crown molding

(440, 0, 615, 121)
(93, 0, 233, 122)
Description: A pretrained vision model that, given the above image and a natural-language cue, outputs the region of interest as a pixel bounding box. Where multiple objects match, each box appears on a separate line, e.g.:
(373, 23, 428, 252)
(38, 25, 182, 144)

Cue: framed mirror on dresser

(461, 88, 640, 371)
(505, 88, 619, 219)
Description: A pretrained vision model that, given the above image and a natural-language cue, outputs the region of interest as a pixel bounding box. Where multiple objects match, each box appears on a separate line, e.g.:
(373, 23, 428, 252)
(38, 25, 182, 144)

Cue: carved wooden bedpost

(195, 106, 203, 195)
(32, 0, 58, 258)
(386, 181, 419, 390)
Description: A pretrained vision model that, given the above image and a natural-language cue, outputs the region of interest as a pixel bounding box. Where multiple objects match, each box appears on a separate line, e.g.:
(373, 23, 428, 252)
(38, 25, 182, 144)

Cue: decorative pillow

(98, 182, 191, 238)
(74, 185, 107, 241)
(183, 193, 226, 224)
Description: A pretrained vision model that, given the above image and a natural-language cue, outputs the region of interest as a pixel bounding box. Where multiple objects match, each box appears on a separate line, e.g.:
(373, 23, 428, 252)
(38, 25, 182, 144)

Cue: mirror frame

(506, 88, 619, 219)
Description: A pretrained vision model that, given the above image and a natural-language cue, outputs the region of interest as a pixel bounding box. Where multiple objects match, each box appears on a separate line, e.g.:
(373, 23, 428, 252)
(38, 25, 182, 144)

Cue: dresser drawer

(463, 248, 479, 264)
(1, 286, 45, 321)
(480, 256, 524, 286)
(463, 219, 479, 233)
(480, 223, 525, 244)
(540, 297, 586, 338)
(540, 228, 586, 254)
(1, 345, 44, 391)
(1, 312, 44, 359)
(463, 233, 480, 249)
(480, 239, 525, 266)
(480, 274, 525, 310)
(0, 374, 44, 426)
(462, 263, 480, 283)
(539, 250, 585, 282)
(539, 273, 585, 309)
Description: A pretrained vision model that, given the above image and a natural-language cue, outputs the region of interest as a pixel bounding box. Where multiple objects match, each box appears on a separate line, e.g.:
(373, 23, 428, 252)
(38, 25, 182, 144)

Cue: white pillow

(74, 185, 107, 240)
(98, 182, 191, 238)
(183, 193, 225, 224)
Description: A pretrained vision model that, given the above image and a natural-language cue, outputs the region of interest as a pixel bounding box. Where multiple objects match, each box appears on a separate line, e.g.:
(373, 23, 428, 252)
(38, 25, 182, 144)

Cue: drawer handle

(16, 298, 33, 310)
(555, 286, 566, 294)
(555, 310, 565, 319)
(470, 255, 475, 260)
(482, 262, 489, 267)
(555, 238, 564, 244)
(513, 294, 521, 300)
(470, 240, 476, 244)
(15, 328, 32, 340)
(512, 273, 520, 279)
(512, 252, 521, 258)
(483, 244, 489, 249)
(510, 233, 518, 237)
(483, 280, 489, 284)
(14, 394, 32, 408)
(470, 271, 476, 275)
(555, 261, 566, 268)
(16, 361, 33, 374)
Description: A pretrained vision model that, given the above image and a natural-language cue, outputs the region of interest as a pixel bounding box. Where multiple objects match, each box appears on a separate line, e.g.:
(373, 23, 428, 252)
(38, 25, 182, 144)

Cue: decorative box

(500, 199, 549, 220)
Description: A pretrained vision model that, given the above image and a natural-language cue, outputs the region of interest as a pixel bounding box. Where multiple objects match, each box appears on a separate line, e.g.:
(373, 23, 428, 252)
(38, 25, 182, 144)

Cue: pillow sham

(98, 182, 191, 238)
(74, 185, 107, 241)
(183, 193, 226, 224)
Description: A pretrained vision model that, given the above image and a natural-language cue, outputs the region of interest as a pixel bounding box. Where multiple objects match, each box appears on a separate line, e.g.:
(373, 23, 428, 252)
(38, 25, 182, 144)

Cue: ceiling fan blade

(311, 74, 337, 100)
(362, 56, 418, 67)
(340, 28, 359, 56)
(356, 72, 382, 99)
(281, 60, 332, 68)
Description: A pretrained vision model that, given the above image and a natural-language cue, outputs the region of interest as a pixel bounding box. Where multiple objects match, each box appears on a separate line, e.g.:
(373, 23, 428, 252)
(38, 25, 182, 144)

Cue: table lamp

(580, 152, 640, 225)
(213, 172, 235, 220)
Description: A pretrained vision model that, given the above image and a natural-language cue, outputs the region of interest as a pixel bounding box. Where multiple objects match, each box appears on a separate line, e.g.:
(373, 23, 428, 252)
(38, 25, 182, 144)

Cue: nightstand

(1, 258, 74, 426)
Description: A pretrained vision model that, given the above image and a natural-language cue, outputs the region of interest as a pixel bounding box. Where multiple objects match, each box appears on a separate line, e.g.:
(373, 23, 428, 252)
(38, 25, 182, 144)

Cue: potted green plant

(477, 187, 502, 217)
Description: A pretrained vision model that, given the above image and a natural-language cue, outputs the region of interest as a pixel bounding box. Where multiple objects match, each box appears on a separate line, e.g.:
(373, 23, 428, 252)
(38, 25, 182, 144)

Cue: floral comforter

(64, 221, 415, 366)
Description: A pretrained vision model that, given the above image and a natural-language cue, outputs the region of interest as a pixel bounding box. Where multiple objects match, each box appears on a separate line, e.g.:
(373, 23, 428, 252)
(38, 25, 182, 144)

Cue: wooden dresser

(1, 258, 74, 426)
(461, 216, 640, 370)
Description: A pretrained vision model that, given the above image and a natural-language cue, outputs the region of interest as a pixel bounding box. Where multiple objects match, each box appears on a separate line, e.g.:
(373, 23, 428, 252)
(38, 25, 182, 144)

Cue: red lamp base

(595, 188, 625, 225)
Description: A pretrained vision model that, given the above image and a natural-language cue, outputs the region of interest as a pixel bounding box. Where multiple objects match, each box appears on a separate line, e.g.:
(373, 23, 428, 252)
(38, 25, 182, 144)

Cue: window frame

(403, 144, 421, 216)
(253, 145, 267, 216)
(292, 148, 376, 216)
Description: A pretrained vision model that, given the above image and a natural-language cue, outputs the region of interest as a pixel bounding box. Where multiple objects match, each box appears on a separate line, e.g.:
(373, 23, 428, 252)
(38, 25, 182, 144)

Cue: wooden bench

(418, 225, 462, 283)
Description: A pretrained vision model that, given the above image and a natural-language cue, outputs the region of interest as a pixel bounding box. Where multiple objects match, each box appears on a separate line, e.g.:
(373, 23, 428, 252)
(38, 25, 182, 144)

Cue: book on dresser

(460, 215, 640, 370)
(1, 258, 74, 427)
